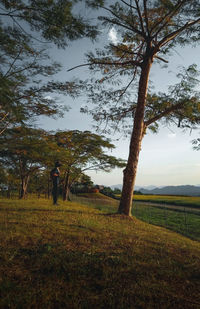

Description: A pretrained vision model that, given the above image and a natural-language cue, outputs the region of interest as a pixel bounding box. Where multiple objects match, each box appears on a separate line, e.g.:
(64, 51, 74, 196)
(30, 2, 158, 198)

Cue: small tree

(100, 186, 116, 198)
(71, 174, 94, 194)
(54, 130, 126, 201)
(0, 126, 56, 198)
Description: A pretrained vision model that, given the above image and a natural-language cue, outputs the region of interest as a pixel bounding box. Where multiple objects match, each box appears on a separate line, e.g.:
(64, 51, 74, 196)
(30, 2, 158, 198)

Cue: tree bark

(47, 176, 50, 199)
(63, 171, 71, 201)
(118, 58, 152, 216)
(19, 175, 29, 199)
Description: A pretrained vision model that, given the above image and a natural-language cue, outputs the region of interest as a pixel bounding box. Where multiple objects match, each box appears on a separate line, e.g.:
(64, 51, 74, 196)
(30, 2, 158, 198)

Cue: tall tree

(0, 0, 98, 129)
(71, 0, 200, 216)
(54, 130, 126, 201)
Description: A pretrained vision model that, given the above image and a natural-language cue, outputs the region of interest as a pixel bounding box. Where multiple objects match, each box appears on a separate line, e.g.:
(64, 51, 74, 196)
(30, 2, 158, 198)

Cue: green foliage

(0, 126, 51, 167)
(72, 192, 200, 241)
(0, 128, 125, 198)
(77, 1, 200, 134)
(0, 0, 98, 47)
(112, 187, 121, 194)
(0, 0, 98, 130)
(145, 65, 200, 132)
(0, 24, 76, 128)
(28, 170, 49, 196)
(0, 126, 57, 197)
(54, 129, 126, 185)
(75, 0, 200, 215)
(71, 174, 94, 193)
(100, 186, 116, 198)
(132, 203, 200, 241)
(0, 166, 6, 184)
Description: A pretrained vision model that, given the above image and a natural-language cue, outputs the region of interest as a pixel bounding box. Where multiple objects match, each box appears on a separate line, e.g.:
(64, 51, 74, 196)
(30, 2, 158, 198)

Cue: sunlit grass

(0, 197, 200, 308)
(114, 194, 200, 208)
(132, 194, 200, 208)
(132, 203, 200, 241)
(73, 193, 200, 241)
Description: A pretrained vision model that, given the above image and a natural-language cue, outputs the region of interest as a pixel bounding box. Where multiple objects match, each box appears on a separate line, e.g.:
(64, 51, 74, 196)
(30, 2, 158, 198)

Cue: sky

(38, 15, 200, 188)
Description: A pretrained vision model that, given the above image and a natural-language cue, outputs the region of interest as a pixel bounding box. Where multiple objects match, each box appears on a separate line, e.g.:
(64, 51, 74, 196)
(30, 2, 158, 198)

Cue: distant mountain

(139, 185, 200, 196)
(110, 184, 159, 191)
(110, 184, 122, 190)
(110, 184, 144, 191)
(110, 184, 200, 196)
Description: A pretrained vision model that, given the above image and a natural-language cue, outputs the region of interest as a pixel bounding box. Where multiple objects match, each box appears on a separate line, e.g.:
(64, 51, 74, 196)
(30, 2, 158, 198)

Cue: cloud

(44, 95, 52, 100)
(167, 133, 176, 138)
(108, 27, 118, 44)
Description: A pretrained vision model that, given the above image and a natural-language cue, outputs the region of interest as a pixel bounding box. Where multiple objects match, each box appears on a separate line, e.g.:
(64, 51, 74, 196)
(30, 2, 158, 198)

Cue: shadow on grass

(0, 207, 93, 215)
(1, 243, 200, 309)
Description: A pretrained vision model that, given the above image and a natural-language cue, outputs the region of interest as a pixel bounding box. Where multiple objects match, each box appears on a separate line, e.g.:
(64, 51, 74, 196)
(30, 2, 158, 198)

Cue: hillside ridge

(110, 184, 200, 196)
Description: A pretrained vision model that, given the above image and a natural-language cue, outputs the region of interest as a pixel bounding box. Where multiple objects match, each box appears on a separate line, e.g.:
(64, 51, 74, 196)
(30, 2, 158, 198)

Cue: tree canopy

(53, 130, 126, 200)
(0, 126, 56, 198)
(0, 0, 98, 48)
(0, 0, 98, 131)
(0, 127, 126, 199)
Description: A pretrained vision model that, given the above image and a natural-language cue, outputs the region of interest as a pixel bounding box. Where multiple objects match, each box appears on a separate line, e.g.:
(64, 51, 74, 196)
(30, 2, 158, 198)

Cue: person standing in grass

(50, 161, 62, 205)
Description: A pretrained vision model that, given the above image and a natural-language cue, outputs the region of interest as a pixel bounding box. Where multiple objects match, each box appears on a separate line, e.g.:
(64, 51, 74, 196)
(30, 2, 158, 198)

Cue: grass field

(132, 194, 200, 208)
(0, 197, 199, 308)
(132, 203, 200, 241)
(72, 193, 200, 241)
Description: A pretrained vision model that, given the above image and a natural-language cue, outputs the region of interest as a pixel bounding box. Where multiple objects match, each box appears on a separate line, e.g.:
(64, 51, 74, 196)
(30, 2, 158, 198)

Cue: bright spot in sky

(167, 133, 176, 138)
(108, 27, 118, 44)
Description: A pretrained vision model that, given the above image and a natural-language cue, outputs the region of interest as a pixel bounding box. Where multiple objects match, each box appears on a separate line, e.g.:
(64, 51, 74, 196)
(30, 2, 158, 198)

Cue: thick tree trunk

(19, 175, 29, 199)
(63, 172, 71, 201)
(7, 186, 11, 198)
(118, 59, 152, 216)
(63, 185, 70, 201)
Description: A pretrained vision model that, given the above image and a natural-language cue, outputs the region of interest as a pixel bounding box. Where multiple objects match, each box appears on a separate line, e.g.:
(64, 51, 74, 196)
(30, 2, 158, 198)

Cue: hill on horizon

(110, 184, 158, 191)
(110, 184, 200, 196)
(139, 185, 200, 196)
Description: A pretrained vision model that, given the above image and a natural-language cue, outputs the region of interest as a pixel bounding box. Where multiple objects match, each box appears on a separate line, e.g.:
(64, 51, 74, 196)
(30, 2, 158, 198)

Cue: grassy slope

(73, 193, 200, 241)
(0, 197, 200, 309)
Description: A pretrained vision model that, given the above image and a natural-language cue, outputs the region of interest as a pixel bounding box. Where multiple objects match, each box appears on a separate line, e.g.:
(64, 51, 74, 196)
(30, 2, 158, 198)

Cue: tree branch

(0, 125, 9, 135)
(117, 66, 139, 101)
(99, 5, 143, 36)
(151, 0, 187, 37)
(0, 112, 9, 123)
(145, 101, 186, 126)
(135, 0, 146, 38)
(9, 14, 50, 44)
(157, 18, 200, 50)
(68, 58, 142, 72)
(4, 48, 23, 78)
(154, 55, 169, 63)
(119, 0, 137, 10)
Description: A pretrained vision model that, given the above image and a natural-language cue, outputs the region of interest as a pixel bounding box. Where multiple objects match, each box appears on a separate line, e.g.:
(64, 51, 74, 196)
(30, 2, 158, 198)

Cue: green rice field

(133, 194, 200, 208)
